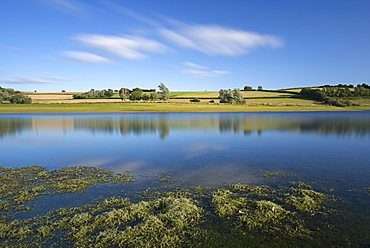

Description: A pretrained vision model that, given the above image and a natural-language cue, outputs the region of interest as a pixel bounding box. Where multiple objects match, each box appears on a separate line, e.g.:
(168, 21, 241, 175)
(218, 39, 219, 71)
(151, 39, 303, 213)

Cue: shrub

(190, 98, 200, 102)
(10, 94, 32, 104)
(142, 94, 150, 101)
(150, 92, 159, 101)
(129, 91, 142, 100)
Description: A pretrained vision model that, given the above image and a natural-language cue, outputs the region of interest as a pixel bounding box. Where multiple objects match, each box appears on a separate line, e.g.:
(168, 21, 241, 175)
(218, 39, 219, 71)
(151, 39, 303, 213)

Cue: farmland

(0, 89, 368, 113)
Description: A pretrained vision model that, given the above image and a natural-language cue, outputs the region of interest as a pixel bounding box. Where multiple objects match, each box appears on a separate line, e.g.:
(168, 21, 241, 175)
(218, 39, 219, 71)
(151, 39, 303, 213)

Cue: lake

(0, 111, 369, 247)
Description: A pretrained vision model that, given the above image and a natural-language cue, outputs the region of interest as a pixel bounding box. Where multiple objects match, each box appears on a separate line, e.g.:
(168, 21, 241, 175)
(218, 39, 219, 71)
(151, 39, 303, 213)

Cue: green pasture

(24, 90, 302, 102)
(1, 102, 368, 113)
(4, 90, 369, 113)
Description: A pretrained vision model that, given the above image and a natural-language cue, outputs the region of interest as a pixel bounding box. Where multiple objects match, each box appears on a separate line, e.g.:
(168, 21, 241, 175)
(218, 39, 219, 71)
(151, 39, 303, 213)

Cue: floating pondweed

(212, 189, 246, 218)
(0, 166, 134, 220)
(158, 177, 177, 184)
(210, 181, 334, 239)
(259, 171, 295, 178)
(289, 181, 316, 189)
(365, 187, 370, 195)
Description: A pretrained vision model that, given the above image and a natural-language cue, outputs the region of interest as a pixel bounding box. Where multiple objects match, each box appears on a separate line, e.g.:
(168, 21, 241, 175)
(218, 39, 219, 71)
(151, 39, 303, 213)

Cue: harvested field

(32, 99, 123, 104)
(27, 94, 73, 100)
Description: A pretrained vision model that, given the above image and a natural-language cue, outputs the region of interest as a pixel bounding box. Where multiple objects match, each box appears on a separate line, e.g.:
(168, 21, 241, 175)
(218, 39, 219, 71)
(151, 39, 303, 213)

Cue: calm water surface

(1, 111, 370, 246)
(1, 111, 369, 187)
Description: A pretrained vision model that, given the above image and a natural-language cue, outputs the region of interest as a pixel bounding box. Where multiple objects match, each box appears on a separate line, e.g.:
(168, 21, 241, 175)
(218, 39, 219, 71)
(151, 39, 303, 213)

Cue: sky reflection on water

(0, 112, 369, 187)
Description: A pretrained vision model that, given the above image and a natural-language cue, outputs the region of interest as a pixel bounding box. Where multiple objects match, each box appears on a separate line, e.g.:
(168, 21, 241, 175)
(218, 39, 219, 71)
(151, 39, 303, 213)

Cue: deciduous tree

(158, 83, 170, 100)
(119, 88, 130, 101)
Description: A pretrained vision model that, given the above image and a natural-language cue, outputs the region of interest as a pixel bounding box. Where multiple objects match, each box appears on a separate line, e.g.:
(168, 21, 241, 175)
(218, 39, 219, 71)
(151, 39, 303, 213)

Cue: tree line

(119, 83, 170, 101)
(243, 85, 263, 91)
(73, 89, 115, 99)
(300, 83, 370, 107)
(0, 86, 32, 104)
(73, 83, 171, 101)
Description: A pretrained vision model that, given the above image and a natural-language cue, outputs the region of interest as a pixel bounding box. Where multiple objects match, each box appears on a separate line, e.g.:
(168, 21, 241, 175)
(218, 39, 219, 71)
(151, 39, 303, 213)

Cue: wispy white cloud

(2, 77, 55, 84)
(181, 62, 230, 78)
(0, 44, 24, 51)
(74, 34, 168, 60)
(102, 1, 162, 28)
(160, 24, 283, 56)
(43, 76, 73, 81)
(34, 0, 88, 16)
(62, 51, 112, 63)
(182, 69, 230, 78)
(182, 62, 208, 69)
(1, 76, 71, 84)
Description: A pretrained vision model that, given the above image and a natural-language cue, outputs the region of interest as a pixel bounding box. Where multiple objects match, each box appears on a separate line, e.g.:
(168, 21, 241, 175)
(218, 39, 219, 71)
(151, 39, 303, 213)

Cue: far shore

(1, 89, 368, 113)
(1, 101, 369, 114)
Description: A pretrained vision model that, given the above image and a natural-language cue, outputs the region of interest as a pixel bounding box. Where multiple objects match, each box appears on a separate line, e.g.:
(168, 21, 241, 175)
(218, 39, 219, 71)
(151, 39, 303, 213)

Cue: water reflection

(0, 112, 369, 139)
(0, 117, 33, 138)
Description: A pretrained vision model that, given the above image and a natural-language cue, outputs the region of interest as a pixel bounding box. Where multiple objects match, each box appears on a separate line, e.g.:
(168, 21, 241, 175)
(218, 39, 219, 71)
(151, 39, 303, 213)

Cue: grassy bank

(5, 90, 369, 113)
(1, 101, 369, 113)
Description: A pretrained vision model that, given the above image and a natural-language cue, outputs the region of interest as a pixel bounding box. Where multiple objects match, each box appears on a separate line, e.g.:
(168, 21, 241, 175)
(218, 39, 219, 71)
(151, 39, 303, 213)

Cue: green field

(1, 102, 369, 113)
(2, 90, 368, 113)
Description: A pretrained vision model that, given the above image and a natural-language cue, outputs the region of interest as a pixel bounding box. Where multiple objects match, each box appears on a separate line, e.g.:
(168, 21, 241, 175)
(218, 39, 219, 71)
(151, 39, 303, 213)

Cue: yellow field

(18, 90, 369, 108)
(26, 94, 74, 100)
(171, 91, 296, 98)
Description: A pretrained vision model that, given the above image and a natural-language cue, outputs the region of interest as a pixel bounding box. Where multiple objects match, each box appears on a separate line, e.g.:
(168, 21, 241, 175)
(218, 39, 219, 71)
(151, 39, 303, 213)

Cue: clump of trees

(299, 84, 370, 107)
(0, 86, 32, 104)
(219, 89, 246, 104)
(243, 85, 264, 91)
(150, 91, 159, 101)
(128, 88, 143, 100)
(119, 83, 169, 101)
(119, 88, 130, 101)
(321, 84, 370, 97)
(73, 89, 115, 99)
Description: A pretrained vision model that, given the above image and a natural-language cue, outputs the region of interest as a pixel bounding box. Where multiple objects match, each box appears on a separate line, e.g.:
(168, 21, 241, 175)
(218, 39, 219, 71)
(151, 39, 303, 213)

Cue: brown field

(27, 94, 74, 100)
(24, 92, 82, 95)
(171, 91, 297, 98)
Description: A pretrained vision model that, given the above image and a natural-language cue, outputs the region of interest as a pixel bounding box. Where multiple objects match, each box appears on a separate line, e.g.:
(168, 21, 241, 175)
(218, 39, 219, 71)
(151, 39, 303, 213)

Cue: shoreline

(1, 101, 369, 114)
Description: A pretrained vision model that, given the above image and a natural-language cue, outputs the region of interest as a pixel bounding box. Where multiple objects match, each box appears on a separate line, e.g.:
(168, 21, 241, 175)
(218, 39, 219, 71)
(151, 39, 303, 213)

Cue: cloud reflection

(176, 163, 263, 188)
(183, 143, 228, 158)
(106, 161, 150, 174)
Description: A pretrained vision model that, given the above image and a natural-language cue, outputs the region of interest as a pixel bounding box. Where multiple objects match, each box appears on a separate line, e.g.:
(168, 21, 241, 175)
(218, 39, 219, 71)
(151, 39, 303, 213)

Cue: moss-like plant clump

(283, 188, 330, 214)
(0, 166, 133, 220)
(259, 171, 295, 178)
(1, 196, 203, 247)
(211, 182, 334, 239)
(365, 187, 370, 195)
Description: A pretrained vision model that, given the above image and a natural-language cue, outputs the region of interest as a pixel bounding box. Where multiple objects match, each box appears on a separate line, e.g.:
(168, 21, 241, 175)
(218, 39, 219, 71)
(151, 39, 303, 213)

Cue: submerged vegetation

(0, 166, 133, 219)
(0, 166, 368, 247)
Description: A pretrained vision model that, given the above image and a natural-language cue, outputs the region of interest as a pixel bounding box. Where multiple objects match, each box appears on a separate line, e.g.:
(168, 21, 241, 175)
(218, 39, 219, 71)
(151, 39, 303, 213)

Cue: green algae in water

(210, 184, 331, 239)
(365, 187, 370, 195)
(259, 171, 296, 178)
(283, 188, 331, 214)
(0, 166, 134, 219)
(0, 166, 369, 247)
(1, 196, 203, 247)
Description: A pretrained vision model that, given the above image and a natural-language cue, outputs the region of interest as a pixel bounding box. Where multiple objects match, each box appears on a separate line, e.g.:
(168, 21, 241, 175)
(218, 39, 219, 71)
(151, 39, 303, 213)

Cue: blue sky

(1, 0, 370, 92)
